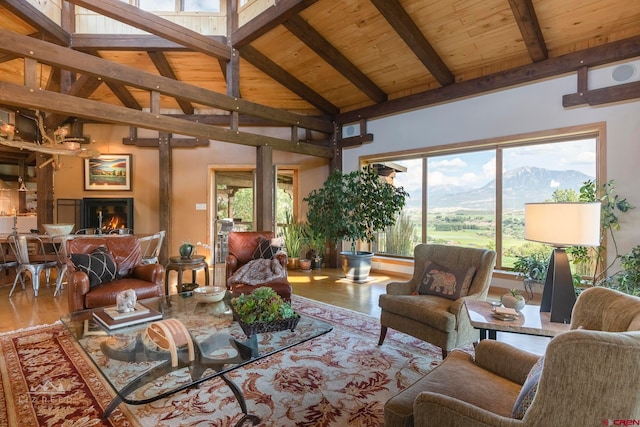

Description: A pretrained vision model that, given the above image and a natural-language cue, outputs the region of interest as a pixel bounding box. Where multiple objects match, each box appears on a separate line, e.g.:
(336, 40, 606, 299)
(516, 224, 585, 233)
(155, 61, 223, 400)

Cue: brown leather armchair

(65, 235, 165, 312)
(225, 231, 292, 301)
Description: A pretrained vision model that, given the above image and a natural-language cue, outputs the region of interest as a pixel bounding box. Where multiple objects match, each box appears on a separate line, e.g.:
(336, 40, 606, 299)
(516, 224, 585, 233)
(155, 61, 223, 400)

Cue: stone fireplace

(81, 197, 134, 233)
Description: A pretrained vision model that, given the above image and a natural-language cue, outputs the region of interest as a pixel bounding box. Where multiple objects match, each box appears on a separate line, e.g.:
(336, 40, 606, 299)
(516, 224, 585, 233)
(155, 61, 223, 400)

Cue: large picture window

(368, 124, 603, 271)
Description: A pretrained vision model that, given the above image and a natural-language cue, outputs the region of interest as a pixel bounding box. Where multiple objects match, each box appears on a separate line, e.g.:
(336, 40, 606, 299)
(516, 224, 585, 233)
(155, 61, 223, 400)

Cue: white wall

(341, 74, 640, 283)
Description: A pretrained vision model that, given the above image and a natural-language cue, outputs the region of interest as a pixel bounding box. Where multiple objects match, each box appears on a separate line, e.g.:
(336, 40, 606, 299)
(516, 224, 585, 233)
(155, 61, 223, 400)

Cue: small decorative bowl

(193, 286, 227, 303)
(42, 223, 75, 235)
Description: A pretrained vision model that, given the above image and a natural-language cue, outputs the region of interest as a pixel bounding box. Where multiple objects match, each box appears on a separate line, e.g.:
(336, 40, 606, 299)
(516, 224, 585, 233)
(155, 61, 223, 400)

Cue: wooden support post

(255, 146, 274, 232)
(159, 132, 171, 265)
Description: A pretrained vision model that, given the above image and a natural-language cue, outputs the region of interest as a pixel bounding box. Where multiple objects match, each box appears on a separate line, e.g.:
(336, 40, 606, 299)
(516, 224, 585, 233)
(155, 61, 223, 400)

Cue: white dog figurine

(116, 289, 137, 313)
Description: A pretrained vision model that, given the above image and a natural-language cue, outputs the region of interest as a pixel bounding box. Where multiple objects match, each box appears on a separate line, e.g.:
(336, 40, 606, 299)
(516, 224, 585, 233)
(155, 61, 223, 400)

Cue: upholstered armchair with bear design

(384, 286, 640, 427)
(65, 235, 165, 312)
(225, 231, 292, 301)
(378, 244, 497, 359)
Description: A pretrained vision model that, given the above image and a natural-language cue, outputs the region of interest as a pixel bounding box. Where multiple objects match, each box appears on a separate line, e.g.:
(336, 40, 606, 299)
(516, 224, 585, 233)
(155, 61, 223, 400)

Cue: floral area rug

(0, 323, 137, 427)
(0, 296, 448, 426)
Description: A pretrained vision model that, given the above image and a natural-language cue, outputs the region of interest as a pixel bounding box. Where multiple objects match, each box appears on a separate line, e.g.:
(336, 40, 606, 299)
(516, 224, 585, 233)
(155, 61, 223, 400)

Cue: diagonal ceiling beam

(369, 0, 454, 87)
(284, 15, 387, 104)
(232, 0, 319, 48)
(0, 0, 70, 45)
(147, 51, 195, 115)
(239, 45, 339, 116)
(0, 30, 333, 133)
(508, 0, 548, 62)
(45, 73, 104, 128)
(0, 81, 335, 158)
(338, 35, 640, 123)
(88, 51, 142, 110)
(65, 0, 230, 60)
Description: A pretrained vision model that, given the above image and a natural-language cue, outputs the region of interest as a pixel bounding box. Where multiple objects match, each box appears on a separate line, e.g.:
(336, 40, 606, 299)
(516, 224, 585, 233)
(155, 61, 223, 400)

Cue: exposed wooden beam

(338, 35, 640, 123)
(508, 0, 548, 62)
(563, 80, 640, 107)
(104, 81, 142, 110)
(45, 73, 104, 129)
(231, 0, 319, 48)
(370, 0, 454, 87)
(89, 50, 141, 110)
(122, 137, 209, 147)
(338, 134, 374, 148)
(284, 15, 387, 104)
(0, 30, 334, 134)
(65, 0, 230, 60)
(0, 80, 335, 158)
(0, 0, 70, 45)
(71, 34, 226, 51)
(147, 51, 195, 115)
(239, 45, 339, 115)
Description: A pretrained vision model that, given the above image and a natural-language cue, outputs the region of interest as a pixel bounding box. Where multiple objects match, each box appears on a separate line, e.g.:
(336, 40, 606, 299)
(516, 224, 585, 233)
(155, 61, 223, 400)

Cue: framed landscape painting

(84, 154, 132, 191)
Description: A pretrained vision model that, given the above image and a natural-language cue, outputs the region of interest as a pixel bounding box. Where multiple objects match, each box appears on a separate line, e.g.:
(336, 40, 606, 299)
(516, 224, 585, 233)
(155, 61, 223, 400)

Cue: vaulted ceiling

(0, 0, 639, 163)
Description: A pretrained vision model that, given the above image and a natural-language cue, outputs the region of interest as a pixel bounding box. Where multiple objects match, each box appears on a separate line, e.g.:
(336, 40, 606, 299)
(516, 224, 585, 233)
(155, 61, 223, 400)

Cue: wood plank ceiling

(0, 0, 639, 164)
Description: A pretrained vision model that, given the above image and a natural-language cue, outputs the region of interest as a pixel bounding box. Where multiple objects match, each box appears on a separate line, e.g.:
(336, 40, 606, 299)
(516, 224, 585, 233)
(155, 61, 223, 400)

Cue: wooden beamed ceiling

(0, 0, 638, 160)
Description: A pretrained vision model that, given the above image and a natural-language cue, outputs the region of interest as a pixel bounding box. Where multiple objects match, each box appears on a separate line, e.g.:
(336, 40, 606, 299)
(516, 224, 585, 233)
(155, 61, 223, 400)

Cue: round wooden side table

(165, 255, 210, 294)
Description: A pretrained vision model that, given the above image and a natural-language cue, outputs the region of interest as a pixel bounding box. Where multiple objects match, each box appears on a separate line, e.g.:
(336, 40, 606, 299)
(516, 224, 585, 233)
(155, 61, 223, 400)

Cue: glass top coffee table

(60, 293, 332, 425)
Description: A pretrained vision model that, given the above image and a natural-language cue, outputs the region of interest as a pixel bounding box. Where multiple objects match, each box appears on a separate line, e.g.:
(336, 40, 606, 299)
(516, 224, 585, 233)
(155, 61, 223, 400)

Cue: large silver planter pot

(340, 251, 374, 282)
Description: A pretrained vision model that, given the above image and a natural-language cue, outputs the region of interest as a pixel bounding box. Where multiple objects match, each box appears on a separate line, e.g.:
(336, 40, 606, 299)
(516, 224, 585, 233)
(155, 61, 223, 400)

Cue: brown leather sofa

(225, 231, 292, 301)
(65, 235, 165, 312)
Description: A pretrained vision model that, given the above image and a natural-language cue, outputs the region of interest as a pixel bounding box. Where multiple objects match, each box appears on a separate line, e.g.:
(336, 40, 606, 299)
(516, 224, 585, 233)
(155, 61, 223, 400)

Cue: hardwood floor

(0, 267, 549, 354)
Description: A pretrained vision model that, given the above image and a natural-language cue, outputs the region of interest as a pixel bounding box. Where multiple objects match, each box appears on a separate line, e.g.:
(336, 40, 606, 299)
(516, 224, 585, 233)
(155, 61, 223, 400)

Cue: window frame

(361, 122, 606, 270)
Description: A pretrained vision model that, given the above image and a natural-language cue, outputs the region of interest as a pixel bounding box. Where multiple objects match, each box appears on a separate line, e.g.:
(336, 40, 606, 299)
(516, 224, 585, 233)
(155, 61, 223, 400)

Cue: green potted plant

(512, 252, 548, 299)
(569, 179, 634, 288)
(603, 245, 640, 296)
(230, 287, 299, 337)
(281, 211, 305, 269)
(303, 223, 326, 269)
(304, 166, 408, 281)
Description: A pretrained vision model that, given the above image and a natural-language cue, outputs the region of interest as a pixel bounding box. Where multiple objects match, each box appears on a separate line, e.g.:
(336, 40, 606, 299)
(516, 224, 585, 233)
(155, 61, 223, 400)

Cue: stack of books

(93, 303, 163, 330)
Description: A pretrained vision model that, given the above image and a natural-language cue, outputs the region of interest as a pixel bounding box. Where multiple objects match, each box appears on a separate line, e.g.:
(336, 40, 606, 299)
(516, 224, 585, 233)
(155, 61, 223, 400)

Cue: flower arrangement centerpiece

(230, 287, 299, 337)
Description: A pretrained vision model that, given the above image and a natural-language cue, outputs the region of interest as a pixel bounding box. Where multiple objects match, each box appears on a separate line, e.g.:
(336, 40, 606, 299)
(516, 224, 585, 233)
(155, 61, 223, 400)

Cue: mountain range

(425, 166, 593, 211)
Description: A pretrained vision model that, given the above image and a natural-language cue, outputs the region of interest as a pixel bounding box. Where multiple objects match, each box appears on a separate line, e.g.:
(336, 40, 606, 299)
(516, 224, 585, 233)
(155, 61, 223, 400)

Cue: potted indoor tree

(304, 166, 408, 281)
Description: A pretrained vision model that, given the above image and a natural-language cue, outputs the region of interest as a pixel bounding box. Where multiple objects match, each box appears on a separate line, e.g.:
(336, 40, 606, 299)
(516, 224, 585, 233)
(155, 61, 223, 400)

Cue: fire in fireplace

(81, 198, 134, 233)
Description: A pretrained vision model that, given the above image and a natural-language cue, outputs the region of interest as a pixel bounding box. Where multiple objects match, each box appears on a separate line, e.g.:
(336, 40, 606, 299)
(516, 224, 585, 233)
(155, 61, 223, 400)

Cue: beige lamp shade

(524, 202, 601, 247)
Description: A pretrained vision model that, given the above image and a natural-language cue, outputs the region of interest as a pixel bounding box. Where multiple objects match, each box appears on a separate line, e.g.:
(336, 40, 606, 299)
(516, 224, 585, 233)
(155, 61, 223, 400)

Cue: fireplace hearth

(81, 198, 134, 233)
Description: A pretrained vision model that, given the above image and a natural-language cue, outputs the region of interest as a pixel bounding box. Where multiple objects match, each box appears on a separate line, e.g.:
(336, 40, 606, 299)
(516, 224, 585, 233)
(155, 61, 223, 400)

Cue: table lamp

(524, 202, 601, 323)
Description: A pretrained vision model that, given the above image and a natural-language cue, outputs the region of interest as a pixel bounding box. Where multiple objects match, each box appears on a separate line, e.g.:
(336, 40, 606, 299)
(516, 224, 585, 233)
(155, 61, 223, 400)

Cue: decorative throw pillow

(70, 246, 118, 288)
(416, 260, 476, 300)
(512, 356, 545, 419)
(252, 237, 281, 260)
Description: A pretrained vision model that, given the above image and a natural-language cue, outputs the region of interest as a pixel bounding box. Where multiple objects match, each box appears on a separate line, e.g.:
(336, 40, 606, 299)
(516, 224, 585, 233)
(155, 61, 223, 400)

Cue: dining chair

(0, 238, 19, 285)
(75, 228, 100, 235)
(8, 234, 59, 297)
(109, 228, 134, 235)
(139, 230, 165, 264)
(49, 234, 72, 297)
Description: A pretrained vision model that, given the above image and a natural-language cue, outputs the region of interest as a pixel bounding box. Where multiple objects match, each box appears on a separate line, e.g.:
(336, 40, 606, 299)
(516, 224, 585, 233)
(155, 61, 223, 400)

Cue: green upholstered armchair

(384, 286, 640, 426)
(378, 244, 497, 358)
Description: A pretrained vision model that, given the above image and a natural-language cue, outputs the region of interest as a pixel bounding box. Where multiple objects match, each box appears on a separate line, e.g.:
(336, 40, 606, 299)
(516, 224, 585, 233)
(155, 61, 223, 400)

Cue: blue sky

(391, 138, 596, 201)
